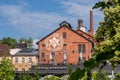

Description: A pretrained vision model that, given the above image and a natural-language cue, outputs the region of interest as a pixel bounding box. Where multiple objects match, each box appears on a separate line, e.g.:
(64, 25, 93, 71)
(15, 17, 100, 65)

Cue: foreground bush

(114, 72, 120, 80)
(92, 70, 110, 80)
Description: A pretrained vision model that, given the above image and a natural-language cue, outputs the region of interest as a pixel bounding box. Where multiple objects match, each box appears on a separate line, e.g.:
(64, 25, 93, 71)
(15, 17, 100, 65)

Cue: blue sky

(0, 0, 103, 40)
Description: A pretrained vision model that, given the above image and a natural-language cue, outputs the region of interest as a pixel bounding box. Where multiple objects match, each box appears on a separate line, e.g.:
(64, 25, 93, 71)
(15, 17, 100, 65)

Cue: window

(29, 58, 32, 63)
(22, 58, 25, 64)
(78, 44, 86, 53)
(63, 44, 67, 47)
(78, 44, 81, 53)
(63, 52, 67, 60)
(22, 68, 25, 71)
(42, 44, 45, 47)
(72, 50, 75, 54)
(63, 32, 66, 39)
(15, 58, 18, 63)
(41, 52, 45, 59)
(50, 52, 54, 60)
(78, 57, 81, 61)
(82, 44, 86, 53)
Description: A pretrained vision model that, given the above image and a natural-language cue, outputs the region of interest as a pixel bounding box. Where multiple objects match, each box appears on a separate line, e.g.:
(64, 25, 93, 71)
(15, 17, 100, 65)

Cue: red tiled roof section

(0, 44, 11, 57)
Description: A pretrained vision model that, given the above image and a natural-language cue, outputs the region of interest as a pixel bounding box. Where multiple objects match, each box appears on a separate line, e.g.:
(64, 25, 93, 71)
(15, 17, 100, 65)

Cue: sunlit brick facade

(38, 10, 94, 65)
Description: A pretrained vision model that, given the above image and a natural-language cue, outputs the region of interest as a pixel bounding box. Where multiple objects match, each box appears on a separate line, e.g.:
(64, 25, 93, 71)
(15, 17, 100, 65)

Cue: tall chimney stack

(89, 10, 94, 36)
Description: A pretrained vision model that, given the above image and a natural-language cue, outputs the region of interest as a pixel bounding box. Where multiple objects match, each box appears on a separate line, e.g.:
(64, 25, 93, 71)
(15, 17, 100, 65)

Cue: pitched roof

(37, 21, 94, 46)
(0, 44, 11, 57)
(13, 49, 38, 56)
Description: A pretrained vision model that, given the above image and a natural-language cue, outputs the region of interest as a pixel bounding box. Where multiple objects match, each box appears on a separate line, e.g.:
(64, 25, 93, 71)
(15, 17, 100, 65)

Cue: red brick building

(38, 10, 94, 65)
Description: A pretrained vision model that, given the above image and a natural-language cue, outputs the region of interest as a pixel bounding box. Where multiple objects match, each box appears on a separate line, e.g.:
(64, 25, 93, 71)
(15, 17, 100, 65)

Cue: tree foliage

(34, 66, 41, 80)
(0, 37, 17, 48)
(93, 0, 120, 10)
(18, 71, 31, 80)
(26, 37, 33, 49)
(84, 58, 98, 70)
(92, 70, 110, 80)
(69, 68, 85, 80)
(92, 0, 120, 70)
(114, 72, 120, 80)
(19, 37, 33, 49)
(0, 57, 15, 80)
(68, 64, 72, 75)
(19, 37, 26, 44)
(44, 75, 60, 80)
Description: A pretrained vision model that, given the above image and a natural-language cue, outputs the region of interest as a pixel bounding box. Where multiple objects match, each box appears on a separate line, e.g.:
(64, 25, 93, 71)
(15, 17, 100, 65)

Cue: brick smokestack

(89, 10, 94, 36)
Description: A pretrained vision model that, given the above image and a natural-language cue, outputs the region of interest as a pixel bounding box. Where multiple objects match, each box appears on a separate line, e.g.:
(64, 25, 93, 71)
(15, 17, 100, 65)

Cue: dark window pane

(63, 44, 67, 46)
(41, 52, 45, 59)
(82, 44, 86, 53)
(15, 58, 18, 63)
(78, 44, 81, 53)
(29, 58, 32, 63)
(63, 32, 66, 39)
(42, 44, 45, 47)
(22, 58, 25, 64)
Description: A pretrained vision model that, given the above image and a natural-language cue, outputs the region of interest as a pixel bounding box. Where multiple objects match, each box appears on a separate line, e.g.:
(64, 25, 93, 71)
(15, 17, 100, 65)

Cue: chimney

(89, 10, 94, 36)
(77, 19, 83, 30)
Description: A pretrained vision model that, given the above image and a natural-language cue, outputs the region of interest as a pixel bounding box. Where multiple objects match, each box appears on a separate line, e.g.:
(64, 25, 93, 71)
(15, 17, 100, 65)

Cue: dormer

(59, 21, 72, 28)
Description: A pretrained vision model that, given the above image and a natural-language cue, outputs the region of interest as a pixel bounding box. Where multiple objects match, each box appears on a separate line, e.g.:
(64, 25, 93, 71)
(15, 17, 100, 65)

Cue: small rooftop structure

(15, 43, 27, 49)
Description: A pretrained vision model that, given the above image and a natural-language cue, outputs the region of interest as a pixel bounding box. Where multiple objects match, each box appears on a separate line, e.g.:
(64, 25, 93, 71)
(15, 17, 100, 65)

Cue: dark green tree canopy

(93, 0, 120, 69)
(0, 37, 17, 48)
(69, 68, 85, 80)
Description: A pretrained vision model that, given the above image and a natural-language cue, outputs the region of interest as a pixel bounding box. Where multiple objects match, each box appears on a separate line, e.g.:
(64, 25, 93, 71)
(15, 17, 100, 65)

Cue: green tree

(26, 37, 33, 49)
(0, 57, 15, 80)
(19, 37, 26, 44)
(34, 67, 40, 80)
(114, 72, 120, 80)
(69, 68, 85, 80)
(82, 72, 88, 80)
(92, 0, 120, 79)
(83, 58, 98, 80)
(0, 39, 1, 44)
(18, 71, 30, 80)
(92, 70, 110, 80)
(45, 75, 60, 80)
(18, 73, 23, 80)
(19, 37, 33, 49)
(0, 37, 17, 48)
(68, 64, 72, 75)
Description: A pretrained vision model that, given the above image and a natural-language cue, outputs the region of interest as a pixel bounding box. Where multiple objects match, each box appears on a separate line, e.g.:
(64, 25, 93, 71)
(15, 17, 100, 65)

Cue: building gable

(38, 21, 93, 46)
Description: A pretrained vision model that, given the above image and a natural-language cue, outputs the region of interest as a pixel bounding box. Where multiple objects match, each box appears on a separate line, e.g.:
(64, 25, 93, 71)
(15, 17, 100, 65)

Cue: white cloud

(0, 5, 77, 38)
(56, 0, 104, 30)
(0, 0, 104, 38)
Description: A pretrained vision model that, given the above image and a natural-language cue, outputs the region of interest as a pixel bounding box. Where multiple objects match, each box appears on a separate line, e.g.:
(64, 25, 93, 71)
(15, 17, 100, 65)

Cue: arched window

(22, 58, 25, 64)
(29, 58, 32, 63)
